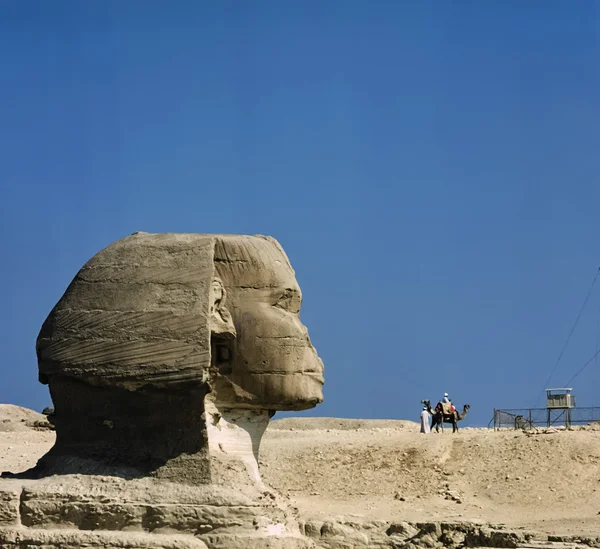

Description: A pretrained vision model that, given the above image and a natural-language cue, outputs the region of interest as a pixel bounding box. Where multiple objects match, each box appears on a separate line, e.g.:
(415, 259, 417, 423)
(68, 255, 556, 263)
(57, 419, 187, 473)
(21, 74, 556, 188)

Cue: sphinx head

(38, 233, 323, 407)
(34, 233, 323, 480)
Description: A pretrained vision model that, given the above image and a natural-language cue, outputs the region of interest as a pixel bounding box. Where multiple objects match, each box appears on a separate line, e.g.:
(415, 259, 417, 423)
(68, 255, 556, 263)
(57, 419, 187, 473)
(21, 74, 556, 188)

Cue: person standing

(420, 405, 431, 433)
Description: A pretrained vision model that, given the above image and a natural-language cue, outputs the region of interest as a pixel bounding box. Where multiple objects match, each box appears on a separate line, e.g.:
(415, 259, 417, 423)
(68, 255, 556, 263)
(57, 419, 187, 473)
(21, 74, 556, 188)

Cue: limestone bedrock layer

(30, 233, 324, 487)
(0, 476, 313, 549)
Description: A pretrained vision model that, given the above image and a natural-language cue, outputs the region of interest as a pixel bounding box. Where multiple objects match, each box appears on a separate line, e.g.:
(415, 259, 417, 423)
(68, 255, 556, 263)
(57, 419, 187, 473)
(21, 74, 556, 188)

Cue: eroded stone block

(0, 489, 19, 526)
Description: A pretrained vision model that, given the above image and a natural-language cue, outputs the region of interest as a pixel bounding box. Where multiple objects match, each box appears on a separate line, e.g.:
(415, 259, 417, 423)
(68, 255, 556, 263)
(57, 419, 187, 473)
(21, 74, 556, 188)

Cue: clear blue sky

(1, 2, 599, 427)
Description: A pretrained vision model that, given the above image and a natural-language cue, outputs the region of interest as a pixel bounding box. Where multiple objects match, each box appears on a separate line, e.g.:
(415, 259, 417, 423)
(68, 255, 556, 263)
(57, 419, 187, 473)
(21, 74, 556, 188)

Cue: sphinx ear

(209, 277, 236, 339)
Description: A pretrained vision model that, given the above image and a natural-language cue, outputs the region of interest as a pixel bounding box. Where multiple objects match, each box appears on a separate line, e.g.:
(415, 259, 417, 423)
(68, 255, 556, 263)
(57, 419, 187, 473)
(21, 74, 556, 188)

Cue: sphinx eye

(275, 289, 301, 313)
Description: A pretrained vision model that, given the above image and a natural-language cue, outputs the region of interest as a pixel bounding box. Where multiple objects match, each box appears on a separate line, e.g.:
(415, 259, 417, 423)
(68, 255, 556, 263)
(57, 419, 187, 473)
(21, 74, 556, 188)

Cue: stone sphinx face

(33, 233, 323, 481)
(37, 233, 323, 413)
(36, 233, 323, 484)
(212, 235, 324, 410)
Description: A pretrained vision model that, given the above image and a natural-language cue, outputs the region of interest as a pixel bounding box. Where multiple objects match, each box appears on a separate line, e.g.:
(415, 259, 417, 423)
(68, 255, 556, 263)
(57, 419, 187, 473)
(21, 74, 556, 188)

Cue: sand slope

(262, 418, 600, 537)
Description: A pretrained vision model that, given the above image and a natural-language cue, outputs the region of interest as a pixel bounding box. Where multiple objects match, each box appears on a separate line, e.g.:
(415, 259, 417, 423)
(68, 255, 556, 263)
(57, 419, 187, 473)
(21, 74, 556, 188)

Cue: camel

(423, 400, 470, 433)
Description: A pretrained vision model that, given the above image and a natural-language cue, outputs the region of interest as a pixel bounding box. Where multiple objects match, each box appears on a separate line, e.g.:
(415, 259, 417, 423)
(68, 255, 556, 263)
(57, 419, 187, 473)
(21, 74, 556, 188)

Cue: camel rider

(442, 393, 455, 415)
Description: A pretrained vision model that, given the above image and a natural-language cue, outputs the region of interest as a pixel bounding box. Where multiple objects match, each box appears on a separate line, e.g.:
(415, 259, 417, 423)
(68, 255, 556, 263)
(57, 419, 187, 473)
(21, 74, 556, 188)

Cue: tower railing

(492, 406, 600, 430)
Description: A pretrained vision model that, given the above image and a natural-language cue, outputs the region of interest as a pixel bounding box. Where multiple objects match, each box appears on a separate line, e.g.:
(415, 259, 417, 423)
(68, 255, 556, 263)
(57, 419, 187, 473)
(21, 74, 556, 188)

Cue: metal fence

(491, 407, 600, 430)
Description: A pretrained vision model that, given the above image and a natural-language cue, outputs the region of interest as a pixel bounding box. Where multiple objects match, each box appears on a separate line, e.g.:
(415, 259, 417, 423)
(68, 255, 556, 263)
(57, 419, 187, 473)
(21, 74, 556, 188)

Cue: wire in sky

(564, 347, 600, 387)
(595, 302, 600, 370)
(534, 266, 600, 407)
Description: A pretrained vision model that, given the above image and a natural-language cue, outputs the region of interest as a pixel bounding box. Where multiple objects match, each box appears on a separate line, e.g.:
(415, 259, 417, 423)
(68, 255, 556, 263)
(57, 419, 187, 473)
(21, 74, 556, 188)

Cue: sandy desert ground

(1, 406, 599, 539)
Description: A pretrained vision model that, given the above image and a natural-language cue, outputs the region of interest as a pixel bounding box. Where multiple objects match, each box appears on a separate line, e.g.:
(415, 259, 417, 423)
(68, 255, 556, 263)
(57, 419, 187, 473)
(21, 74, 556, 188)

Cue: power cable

(534, 266, 600, 407)
(595, 302, 600, 370)
(564, 347, 600, 387)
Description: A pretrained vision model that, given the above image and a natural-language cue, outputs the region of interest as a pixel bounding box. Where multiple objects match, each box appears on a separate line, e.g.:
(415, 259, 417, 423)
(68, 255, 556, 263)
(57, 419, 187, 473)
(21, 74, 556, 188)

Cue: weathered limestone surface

(0, 233, 323, 549)
(31, 233, 323, 487)
(0, 490, 19, 526)
(300, 519, 553, 549)
(0, 528, 209, 549)
(37, 233, 323, 401)
(0, 475, 315, 548)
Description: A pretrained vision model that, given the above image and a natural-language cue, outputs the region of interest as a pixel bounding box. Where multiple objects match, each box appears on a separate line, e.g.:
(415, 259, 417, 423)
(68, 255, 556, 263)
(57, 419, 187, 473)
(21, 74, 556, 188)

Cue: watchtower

(545, 388, 575, 428)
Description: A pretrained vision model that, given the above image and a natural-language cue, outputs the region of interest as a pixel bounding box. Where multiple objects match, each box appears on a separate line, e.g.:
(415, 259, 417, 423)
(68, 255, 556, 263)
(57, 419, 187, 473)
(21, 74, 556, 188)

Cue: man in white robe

(420, 406, 431, 433)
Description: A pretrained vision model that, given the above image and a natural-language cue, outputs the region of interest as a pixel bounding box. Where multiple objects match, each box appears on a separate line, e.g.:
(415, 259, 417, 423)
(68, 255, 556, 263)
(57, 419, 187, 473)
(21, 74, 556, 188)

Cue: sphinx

(0, 233, 323, 549)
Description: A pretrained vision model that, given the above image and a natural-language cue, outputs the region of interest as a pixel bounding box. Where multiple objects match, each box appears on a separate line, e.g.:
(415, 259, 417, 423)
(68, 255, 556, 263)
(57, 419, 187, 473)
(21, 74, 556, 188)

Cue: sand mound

(270, 417, 419, 431)
(0, 404, 48, 432)
(261, 419, 600, 537)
